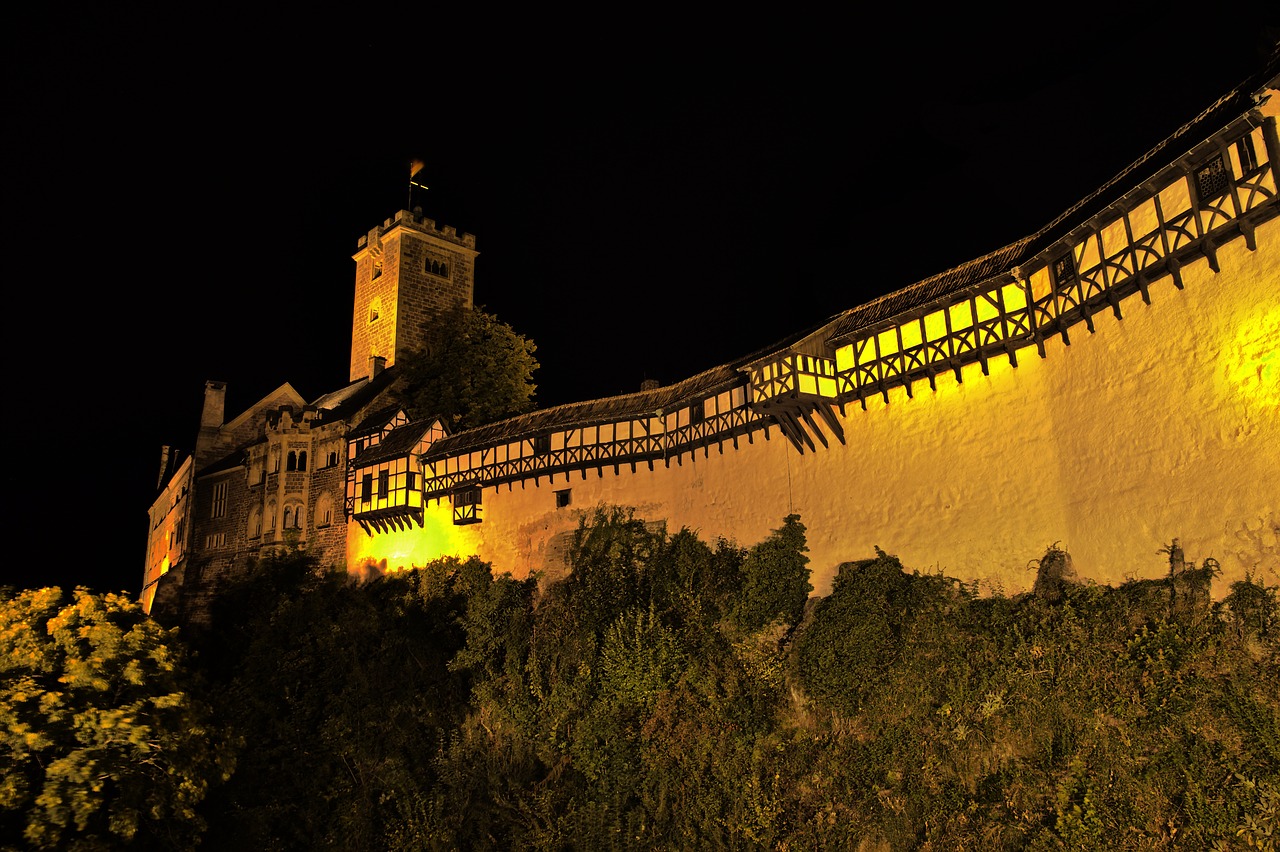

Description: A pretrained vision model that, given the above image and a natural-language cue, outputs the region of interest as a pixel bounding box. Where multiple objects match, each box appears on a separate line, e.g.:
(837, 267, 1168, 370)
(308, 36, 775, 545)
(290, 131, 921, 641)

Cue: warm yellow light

(1223, 305, 1280, 409)
(345, 504, 480, 577)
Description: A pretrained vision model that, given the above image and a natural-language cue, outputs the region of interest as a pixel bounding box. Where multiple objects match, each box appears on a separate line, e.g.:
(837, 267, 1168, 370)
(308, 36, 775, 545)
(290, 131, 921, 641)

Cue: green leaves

(396, 303, 539, 432)
(1, 587, 233, 849)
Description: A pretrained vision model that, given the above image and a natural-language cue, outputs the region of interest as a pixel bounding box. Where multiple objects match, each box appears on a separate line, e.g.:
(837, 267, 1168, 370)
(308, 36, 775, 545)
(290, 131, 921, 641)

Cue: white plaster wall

(399, 217, 1279, 599)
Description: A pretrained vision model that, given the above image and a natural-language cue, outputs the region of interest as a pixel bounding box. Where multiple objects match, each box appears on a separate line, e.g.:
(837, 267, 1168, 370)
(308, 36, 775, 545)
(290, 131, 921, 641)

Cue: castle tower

(349, 209, 478, 381)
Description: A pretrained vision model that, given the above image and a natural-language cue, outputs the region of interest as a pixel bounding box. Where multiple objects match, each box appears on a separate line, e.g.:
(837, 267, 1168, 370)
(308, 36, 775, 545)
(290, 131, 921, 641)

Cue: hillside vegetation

(3, 507, 1277, 850)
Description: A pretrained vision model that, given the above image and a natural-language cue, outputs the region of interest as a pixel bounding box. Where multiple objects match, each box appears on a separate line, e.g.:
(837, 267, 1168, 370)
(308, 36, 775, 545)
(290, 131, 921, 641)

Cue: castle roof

(415, 56, 1280, 465)
(352, 418, 443, 466)
(828, 57, 1279, 343)
(312, 366, 402, 425)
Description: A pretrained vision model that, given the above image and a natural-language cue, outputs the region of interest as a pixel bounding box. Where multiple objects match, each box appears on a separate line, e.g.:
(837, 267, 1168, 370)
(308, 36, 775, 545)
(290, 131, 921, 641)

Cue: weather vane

(409, 158, 428, 210)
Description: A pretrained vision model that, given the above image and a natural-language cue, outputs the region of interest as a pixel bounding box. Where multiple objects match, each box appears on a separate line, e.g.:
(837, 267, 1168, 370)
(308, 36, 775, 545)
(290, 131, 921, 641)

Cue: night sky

(6, 10, 1276, 597)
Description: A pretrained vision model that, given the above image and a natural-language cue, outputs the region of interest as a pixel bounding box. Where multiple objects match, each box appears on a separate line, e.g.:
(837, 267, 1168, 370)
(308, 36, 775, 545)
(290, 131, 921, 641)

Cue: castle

(143, 63, 1280, 622)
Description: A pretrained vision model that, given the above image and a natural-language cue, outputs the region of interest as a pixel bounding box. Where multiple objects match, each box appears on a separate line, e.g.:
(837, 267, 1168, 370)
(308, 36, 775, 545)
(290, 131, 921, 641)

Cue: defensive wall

(346, 81, 1280, 598)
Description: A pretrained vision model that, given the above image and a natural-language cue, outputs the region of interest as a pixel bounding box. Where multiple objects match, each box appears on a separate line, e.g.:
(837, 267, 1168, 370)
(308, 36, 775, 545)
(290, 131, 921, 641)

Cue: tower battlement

(356, 209, 477, 252)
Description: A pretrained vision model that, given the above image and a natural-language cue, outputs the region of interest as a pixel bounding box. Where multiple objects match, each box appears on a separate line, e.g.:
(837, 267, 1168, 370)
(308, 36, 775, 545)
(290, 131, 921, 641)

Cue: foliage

(395, 302, 539, 432)
(0, 587, 233, 850)
(794, 547, 956, 715)
(16, 518, 1280, 849)
(730, 513, 812, 634)
(195, 552, 472, 851)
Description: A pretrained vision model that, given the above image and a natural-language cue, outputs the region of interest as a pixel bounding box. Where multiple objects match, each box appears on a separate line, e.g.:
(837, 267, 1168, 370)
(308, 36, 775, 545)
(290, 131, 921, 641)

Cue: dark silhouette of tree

(396, 303, 538, 432)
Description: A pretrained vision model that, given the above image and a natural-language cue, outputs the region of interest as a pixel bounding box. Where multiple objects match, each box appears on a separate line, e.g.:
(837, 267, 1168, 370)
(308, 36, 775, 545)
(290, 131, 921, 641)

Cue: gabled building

(146, 59, 1280, 621)
(143, 212, 477, 621)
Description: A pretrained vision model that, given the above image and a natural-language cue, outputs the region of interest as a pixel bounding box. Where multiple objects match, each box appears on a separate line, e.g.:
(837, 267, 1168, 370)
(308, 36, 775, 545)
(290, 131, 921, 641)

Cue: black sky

(6, 9, 1277, 596)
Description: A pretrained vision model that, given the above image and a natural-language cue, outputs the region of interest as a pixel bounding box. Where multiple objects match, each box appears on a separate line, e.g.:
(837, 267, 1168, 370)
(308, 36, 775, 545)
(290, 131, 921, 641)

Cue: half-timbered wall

(354, 109, 1279, 598)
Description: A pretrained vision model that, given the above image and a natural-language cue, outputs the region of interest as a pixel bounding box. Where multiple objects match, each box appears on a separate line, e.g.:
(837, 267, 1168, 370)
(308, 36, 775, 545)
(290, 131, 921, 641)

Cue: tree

(396, 303, 539, 432)
(0, 587, 234, 850)
(731, 514, 812, 633)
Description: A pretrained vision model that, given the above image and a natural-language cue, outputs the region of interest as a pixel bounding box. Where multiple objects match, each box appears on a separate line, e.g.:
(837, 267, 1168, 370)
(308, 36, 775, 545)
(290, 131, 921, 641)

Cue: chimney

(156, 445, 171, 490)
(369, 355, 386, 378)
(200, 380, 227, 429)
(196, 380, 227, 465)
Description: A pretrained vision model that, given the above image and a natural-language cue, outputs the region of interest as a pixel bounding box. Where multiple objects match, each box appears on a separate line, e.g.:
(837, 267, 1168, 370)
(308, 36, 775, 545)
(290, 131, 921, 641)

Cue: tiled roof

(353, 419, 440, 466)
(313, 367, 403, 427)
(828, 59, 1277, 342)
(390, 58, 1280, 467)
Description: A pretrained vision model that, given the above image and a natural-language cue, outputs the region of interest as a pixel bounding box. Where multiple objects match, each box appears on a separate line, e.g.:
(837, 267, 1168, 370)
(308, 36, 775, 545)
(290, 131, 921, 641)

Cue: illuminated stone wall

(361, 214, 1278, 598)
(349, 211, 477, 382)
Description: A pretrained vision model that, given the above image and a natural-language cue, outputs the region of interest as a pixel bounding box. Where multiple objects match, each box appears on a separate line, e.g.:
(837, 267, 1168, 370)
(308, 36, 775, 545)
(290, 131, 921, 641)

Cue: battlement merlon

(353, 209, 479, 260)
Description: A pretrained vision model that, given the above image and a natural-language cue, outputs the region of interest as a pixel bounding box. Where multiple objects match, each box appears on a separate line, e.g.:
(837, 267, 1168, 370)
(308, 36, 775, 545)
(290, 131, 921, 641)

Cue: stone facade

(145, 67, 1280, 623)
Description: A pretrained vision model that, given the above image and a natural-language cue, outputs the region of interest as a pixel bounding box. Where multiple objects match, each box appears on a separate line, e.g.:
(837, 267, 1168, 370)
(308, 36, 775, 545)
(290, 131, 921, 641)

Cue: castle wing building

(145, 59, 1280, 620)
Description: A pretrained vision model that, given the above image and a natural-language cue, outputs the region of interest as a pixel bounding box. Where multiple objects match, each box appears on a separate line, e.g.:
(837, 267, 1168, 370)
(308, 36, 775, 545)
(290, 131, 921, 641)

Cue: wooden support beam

(1136, 272, 1151, 305)
(1168, 254, 1184, 290)
(1004, 341, 1018, 369)
(1081, 303, 1095, 334)
(1241, 217, 1257, 251)
(1202, 238, 1219, 273)
(800, 407, 829, 449)
(815, 403, 846, 445)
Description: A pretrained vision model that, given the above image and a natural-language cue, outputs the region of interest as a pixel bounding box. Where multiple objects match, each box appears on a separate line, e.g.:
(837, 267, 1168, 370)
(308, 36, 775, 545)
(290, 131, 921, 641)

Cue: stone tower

(349, 209, 478, 381)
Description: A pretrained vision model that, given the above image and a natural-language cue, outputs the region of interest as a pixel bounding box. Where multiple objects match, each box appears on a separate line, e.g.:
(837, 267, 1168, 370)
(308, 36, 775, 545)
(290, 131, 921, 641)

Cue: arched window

(327, 451, 338, 467)
(287, 451, 297, 471)
(266, 501, 277, 530)
(315, 492, 334, 528)
(298, 451, 307, 471)
(283, 506, 293, 528)
(248, 507, 261, 539)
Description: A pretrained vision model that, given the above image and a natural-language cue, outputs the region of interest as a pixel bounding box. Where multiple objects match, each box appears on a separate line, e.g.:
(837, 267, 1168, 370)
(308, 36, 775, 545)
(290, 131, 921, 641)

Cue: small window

(316, 493, 334, 528)
(327, 451, 338, 467)
(368, 297, 381, 323)
(1051, 253, 1077, 290)
(287, 451, 297, 472)
(533, 434, 551, 455)
(451, 486, 482, 525)
(406, 470, 417, 491)
(1237, 136, 1258, 175)
(1194, 155, 1228, 201)
(361, 473, 372, 503)
(689, 402, 705, 426)
(211, 481, 227, 518)
(283, 506, 293, 528)
(372, 259, 383, 280)
(298, 451, 307, 471)
(378, 469, 389, 497)
(555, 488, 572, 509)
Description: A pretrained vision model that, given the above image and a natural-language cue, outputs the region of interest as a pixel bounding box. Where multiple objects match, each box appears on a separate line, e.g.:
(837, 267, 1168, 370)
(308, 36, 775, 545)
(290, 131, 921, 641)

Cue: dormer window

(1051, 253, 1077, 290)
(1236, 136, 1258, 175)
(1194, 155, 1228, 201)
